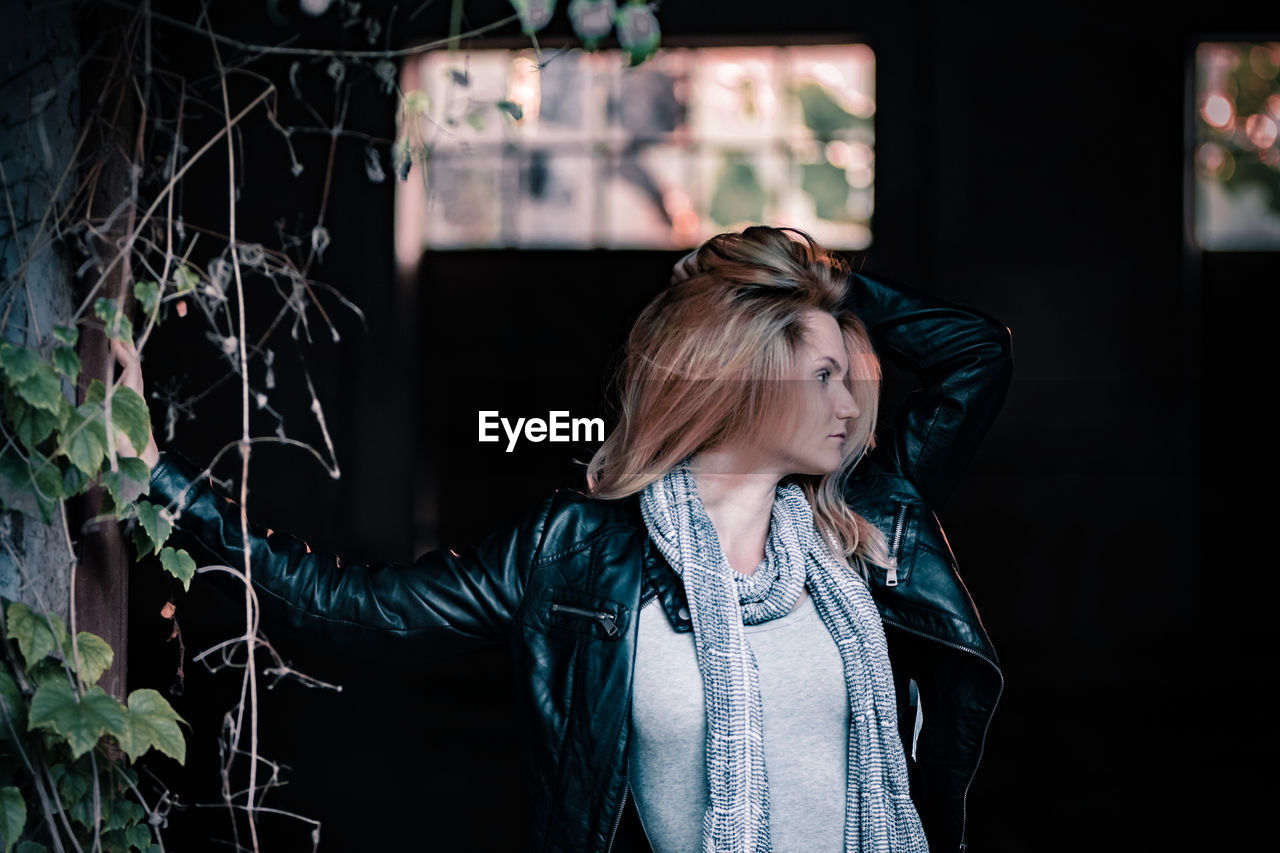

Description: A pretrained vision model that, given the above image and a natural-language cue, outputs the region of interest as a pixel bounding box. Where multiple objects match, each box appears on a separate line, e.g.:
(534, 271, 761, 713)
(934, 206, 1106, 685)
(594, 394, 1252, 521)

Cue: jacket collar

(623, 494, 694, 633)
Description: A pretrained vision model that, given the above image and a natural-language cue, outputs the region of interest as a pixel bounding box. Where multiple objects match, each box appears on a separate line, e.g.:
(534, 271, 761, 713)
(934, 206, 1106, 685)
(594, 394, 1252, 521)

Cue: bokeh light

(1194, 42, 1280, 249)
(1202, 94, 1235, 128)
(1246, 114, 1278, 149)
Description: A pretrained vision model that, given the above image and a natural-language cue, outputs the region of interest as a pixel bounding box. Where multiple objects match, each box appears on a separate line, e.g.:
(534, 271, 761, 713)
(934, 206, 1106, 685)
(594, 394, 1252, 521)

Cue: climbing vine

(1, 1, 661, 850)
(0, 273, 192, 853)
(0, 600, 183, 853)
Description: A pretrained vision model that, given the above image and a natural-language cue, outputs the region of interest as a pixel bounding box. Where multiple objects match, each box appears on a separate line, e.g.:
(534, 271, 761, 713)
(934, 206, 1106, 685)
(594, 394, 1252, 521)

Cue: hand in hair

(669, 248, 701, 285)
(111, 338, 161, 469)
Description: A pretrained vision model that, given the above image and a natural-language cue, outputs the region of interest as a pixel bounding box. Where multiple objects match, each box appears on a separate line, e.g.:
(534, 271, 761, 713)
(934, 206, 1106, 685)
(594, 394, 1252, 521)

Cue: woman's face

(770, 310, 861, 477)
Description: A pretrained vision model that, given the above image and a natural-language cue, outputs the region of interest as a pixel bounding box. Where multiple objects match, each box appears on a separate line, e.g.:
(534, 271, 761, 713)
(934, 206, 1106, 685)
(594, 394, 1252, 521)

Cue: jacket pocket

(544, 587, 629, 641)
(870, 496, 919, 588)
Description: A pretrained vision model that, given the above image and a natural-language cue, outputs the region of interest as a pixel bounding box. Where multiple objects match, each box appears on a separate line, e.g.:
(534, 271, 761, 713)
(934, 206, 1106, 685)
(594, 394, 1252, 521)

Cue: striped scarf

(639, 463, 929, 853)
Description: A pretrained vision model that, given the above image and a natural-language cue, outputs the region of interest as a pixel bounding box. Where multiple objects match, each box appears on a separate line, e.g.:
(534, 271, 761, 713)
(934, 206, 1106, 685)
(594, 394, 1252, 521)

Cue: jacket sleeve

(147, 451, 554, 662)
(843, 270, 1013, 510)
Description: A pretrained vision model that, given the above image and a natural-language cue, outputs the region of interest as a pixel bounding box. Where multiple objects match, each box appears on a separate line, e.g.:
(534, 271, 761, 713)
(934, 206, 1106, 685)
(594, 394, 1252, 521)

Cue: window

(395, 43, 875, 255)
(1192, 41, 1280, 250)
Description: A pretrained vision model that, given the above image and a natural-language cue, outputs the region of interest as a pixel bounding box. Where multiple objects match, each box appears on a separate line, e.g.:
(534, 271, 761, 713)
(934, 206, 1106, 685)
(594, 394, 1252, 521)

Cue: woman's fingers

(110, 338, 144, 396)
(109, 338, 160, 467)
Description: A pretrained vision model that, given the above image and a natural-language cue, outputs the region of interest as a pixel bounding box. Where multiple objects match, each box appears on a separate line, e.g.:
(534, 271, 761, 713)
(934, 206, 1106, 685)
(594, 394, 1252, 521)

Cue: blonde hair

(587, 225, 896, 576)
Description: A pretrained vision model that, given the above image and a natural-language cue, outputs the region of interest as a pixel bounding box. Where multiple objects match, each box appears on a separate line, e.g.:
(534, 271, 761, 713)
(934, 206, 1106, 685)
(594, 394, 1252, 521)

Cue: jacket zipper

(881, 616, 1003, 852)
(549, 602, 620, 638)
(606, 777, 630, 852)
(606, 593, 660, 852)
(885, 502, 909, 586)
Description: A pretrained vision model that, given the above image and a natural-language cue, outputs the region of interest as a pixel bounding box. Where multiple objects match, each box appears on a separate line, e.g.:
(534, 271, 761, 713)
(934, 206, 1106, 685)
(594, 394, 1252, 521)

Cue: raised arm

(843, 270, 1013, 510)
(148, 452, 554, 662)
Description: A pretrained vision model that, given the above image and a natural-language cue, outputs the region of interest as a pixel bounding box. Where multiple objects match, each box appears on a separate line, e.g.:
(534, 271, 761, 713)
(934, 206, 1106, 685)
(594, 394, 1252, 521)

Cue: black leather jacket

(150, 270, 1011, 853)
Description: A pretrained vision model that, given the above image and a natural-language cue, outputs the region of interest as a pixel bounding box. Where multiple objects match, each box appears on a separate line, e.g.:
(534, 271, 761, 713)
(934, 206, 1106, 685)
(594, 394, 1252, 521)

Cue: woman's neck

(686, 447, 782, 576)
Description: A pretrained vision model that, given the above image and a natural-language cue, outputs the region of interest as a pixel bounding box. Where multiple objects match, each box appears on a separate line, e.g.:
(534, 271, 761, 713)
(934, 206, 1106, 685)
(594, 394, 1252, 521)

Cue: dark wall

(126, 1, 1276, 850)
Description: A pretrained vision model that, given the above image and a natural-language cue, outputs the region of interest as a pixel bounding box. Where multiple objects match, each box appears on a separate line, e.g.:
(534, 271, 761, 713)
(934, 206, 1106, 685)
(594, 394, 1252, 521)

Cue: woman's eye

(816, 369, 830, 384)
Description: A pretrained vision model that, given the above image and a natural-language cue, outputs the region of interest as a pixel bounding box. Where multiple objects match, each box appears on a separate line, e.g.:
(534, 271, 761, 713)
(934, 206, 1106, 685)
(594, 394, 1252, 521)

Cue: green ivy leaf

(62, 632, 113, 687)
(16, 842, 50, 853)
(125, 824, 152, 851)
(25, 658, 68, 689)
(117, 689, 186, 764)
(0, 785, 27, 853)
(119, 456, 151, 490)
(102, 796, 143, 832)
(31, 457, 65, 503)
(5, 394, 66, 450)
(100, 470, 127, 511)
(0, 343, 41, 382)
(4, 453, 64, 523)
(172, 265, 198, 295)
(5, 602, 67, 666)
(497, 100, 523, 121)
(52, 346, 81, 383)
(96, 489, 122, 521)
(25, 404, 68, 449)
(0, 672, 26, 738)
(61, 462, 89, 499)
(102, 825, 151, 853)
(49, 759, 93, 828)
(101, 459, 150, 514)
(62, 404, 108, 477)
(27, 681, 128, 760)
(158, 548, 195, 592)
(52, 324, 78, 346)
(135, 502, 171, 556)
(129, 525, 152, 561)
(133, 280, 160, 317)
(48, 759, 76, 794)
(14, 362, 64, 413)
(109, 387, 150, 455)
(34, 494, 54, 525)
(3, 393, 27, 426)
(0, 447, 26, 488)
(93, 298, 134, 343)
(85, 378, 106, 406)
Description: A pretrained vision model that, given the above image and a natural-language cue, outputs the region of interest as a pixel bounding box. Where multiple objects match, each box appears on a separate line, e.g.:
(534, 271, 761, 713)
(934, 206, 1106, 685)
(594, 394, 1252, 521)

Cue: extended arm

(843, 271, 1013, 510)
(148, 452, 554, 662)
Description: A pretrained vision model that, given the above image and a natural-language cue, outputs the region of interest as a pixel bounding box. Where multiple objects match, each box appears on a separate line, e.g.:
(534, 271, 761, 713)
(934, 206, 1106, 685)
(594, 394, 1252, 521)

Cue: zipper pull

(550, 602, 620, 638)
(885, 565, 898, 586)
(596, 611, 619, 638)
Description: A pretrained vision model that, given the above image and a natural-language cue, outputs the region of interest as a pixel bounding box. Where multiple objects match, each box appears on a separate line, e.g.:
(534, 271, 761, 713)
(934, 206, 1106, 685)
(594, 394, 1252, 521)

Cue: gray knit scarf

(639, 462, 929, 853)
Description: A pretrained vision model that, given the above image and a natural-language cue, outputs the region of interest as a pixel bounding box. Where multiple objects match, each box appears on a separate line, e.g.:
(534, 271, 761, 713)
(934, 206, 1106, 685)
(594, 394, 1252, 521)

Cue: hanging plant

(615, 1, 661, 67)
(569, 0, 617, 50)
(510, 0, 558, 34)
(1, 598, 186, 852)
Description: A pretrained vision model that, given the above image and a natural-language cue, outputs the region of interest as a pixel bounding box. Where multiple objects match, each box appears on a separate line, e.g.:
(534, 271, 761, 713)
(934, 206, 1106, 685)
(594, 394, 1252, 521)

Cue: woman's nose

(836, 386, 860, 421)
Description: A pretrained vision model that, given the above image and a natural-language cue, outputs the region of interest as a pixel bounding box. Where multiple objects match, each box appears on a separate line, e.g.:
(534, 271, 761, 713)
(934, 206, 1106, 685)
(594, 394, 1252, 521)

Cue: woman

(120, 225, 1011, 853)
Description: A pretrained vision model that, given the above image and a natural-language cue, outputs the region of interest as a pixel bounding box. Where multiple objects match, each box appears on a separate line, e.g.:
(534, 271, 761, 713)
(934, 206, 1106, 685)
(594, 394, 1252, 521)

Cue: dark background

(121, 0, 1277, 850)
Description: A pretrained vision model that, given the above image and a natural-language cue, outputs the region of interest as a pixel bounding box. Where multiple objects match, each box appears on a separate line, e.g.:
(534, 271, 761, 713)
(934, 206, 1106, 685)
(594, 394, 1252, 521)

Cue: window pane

(397, 42, 876, 252)
(1193, 42, 1280, 250)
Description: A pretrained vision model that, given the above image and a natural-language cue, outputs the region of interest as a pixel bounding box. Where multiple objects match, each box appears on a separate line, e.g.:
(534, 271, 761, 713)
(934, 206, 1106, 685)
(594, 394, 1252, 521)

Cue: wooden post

(73, 2, 137, 701)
